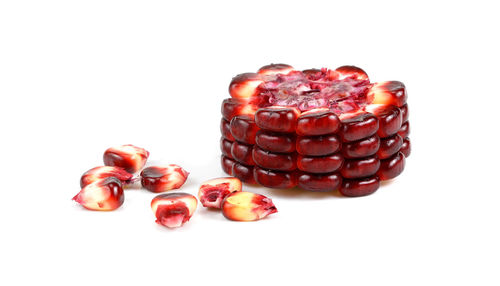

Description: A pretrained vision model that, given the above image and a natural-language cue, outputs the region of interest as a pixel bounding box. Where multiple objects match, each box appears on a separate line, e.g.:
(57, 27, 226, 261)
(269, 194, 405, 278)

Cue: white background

(1, 0, 499, 285)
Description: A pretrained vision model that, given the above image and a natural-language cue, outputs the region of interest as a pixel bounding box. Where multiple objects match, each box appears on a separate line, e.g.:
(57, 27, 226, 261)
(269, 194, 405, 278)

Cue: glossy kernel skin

(80, 166, 133, 188)
(232, 162, 257, 184)
(335, 65, 369, 81)
(296, 134, 341, 156)
(365, 104, 403, 138)
(220, 138, 233, 159)
(103, 144, 149, 174)
(368, 81, 407, 107)
(398, 121, 410, 138)
(254, 107, 300, 133)
(73, 177, 124, 211)
(253, 167, 298, 189)
(377, 134, 403, 159)
(255, 130, 296, 153)
(400, 137, 411, 158)
(298, 172, 342, 192)
(231, 141, 255, 166)
(151, 193, 197, 228)
(252, 146, 297, 171)
(230, 115, 259, 145)
(340, 156, 380, 179)
(222, 191, 277, 222)
(340, 113, 379, 142)
(229, 73, 264, 99)
(140, 165, 189, 193)
(297, 153, 344, 174)
(340, 176, 380, 197)
(221, 156, 235, 175)
(296, 109, 340, 136)
(400, 104, 409, 123)
(220, 118, 235, 141)
(377, 152, 405, 181)
(222, 98, 257, 121)
(342, 134, 380, 159)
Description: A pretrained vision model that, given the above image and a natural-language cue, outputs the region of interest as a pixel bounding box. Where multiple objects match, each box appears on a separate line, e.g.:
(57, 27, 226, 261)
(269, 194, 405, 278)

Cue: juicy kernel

(140, 165, 189, 193)
(339, 112, 379, 142)
(335, 65, 369, 81)
(221, 156, 235, 175)
(198, 177, 242, 209)
(296, 108, 340, 136)
(151, 193, 197, 228)
(368, 81, 407, 107)
(222, 191, 277, 222)
(229, 73, 264, 99)
(80, 166, 133, 188)
(254, 106, 301, 133)
(253, 167, 298, 189)
(340, 176, 380, 197)
(73, 177, 124, 211)
(232, 162, 257, 184)
(103, 144, 149, 174)
(365, 104, 403, 138)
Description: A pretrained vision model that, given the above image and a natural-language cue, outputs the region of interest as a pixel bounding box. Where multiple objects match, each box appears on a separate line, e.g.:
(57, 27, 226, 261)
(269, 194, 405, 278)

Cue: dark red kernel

(377, 134, 403, 159)
(297, 172, 342, 192)
(340, 176, 380, 197)
(340, 156, 380, 179)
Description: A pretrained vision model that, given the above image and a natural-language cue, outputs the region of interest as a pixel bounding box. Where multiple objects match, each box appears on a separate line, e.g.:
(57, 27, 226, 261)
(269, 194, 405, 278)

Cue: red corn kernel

(335, 65, 369, 81)
(365, 104, 403, 138)
(377, 152, 405, 181)
(252, 146, 297, 171)
(368, 81, 407, 107)
(296, 108, 340, 136)
(222, 191, 277, 221)
(254, 106, 301, 133)
(221, 156, 235, 175)
(221, 98, 258, 121)
(220, 118, 235, 141)
(400, 104, 409, 123)
(230, 114, 259, 145)
(339, 112, 379, 142)
(342, 134, 380, 159)
(340, 176, 380, 197)
(231, 141, 255, 166)
(253, 167, 298, 189)
(220, 138, 234, 159)
(340, 156, 380, 179)
(377, 134, 403, 159)
(229, 73, 264, 99)
(398, 121, 410, 138)
(232, 162, 257, 184)
(198, 177, 242, 209)
(400, 137, 411, 158)
(140, 165, 189, 193)
(296, 134, 341, 156)
(80, 166, 133, 188)
(73, 177, 124, 211)
(297, 153, 344, 174)
(151, 193, 197, 228)
(255, 130, 296, 153)
(297, 172, 342, 192)
(258, 63, 294, 76)
(103, 144, 149, 174)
